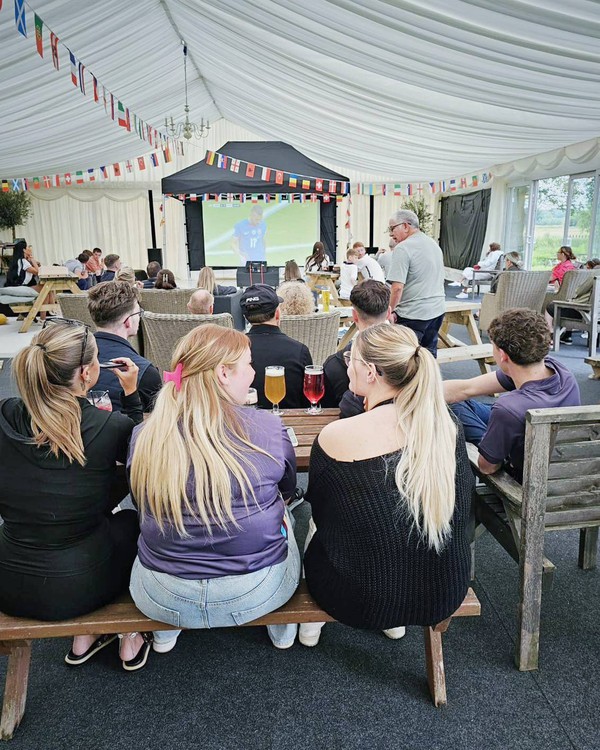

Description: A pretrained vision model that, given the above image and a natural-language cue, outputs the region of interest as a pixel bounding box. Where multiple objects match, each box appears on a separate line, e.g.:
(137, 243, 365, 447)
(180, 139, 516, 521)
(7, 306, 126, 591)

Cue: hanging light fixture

(164, 42, 210, 140)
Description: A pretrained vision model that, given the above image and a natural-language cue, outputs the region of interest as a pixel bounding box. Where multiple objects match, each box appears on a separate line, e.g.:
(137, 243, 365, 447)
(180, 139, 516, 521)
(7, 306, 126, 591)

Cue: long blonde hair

(197, 266, 216, 294)
(129, 324, 271, 536)
(12, 323, 96, 465)
(355, 324, 457, 552)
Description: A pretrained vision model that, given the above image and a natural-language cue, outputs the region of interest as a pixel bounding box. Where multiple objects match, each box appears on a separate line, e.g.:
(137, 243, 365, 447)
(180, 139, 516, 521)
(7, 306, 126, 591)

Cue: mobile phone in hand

(99, 361, 128, 370)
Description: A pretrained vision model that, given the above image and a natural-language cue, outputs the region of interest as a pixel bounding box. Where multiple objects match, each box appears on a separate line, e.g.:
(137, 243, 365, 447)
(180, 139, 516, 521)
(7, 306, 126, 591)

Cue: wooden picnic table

(18, 266, 84, 333)
(306, 271, 340, 306)
(438, 300, 493, 374)
(282, 407, 340, 471)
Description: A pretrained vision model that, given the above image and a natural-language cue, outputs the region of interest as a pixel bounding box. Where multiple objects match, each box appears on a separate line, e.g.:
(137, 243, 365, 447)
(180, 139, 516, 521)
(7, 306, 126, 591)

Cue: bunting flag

(50, 32, 59, 69)
(275, 171, 284, 185)
(117, 101, 129, 129)
(64, 173, 72, 185)
(11, 179, 20, 191)
(328, 180, 337, 193)
(150, 153, 158, 167)
(54, 174, 61, 187)
(261, 167, 271, 181)
(32, 177, 40, 189)
(92, 75, 99, 102)
(43, 175, 52, 188)
(471, 175, 479, 187)
(100, 166, 108, 179)
(288, 175, 297, 189)
(15, 0, 26, 36)
(113, 163, 121, 177)
(460, 177, 467, 189)
(137, 156, 146, 170)
(34, 14, 43, 57)
(78, 62, 85, 94)
(230, 158, 240, 173)
(449, 179, 457, 192)
(87, 169, 95, 181)
(75, 171, 84, 184)
(205, 151, 215, 166)
(322, 193, 331, 203)
(302, 179, 310, 190)
(163, 146, 172, 163)
(246, 162, 255, 178)
(3, 180, 11, 192)
(69, 51, 78, 87)
(126, 160, 133, 172)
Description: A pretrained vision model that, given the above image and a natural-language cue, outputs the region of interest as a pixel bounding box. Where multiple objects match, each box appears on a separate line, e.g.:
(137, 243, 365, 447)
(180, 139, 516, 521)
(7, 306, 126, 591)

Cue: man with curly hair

(444, 308, 580, 480)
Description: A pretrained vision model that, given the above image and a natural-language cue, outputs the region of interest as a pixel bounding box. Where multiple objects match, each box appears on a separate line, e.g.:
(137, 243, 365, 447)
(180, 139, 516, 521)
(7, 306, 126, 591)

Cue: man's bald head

(187, 289, 214, 315)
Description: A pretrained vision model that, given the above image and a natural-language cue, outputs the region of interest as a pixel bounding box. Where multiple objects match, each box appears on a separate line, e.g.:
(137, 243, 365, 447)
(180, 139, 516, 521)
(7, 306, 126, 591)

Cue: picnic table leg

(423, 624, 448, 707)
(19, 282, 53, 333)
(0, 640, 32, 740)
(578, 527, 598, 570)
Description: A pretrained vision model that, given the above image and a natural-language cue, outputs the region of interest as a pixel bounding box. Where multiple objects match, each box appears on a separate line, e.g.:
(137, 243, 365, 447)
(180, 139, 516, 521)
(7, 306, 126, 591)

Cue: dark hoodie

(0, 395, 141, 582)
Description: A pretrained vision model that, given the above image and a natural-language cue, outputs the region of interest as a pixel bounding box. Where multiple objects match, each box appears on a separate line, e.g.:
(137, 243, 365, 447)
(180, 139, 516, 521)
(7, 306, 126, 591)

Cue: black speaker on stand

(147, 248, 163, 267)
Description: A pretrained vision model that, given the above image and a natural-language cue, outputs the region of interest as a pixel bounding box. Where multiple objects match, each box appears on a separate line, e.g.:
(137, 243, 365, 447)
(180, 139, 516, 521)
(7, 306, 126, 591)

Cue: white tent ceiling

(2, 0, 600, 182)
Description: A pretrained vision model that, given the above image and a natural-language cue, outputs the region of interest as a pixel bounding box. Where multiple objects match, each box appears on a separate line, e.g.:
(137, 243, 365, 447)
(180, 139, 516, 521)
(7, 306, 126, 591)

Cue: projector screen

(202, 198, 320, 268)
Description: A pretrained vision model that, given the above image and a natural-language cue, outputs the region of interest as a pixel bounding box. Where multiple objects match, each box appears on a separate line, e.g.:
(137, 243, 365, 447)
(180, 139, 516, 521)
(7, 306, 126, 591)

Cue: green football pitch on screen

(203, 199, 319, 267)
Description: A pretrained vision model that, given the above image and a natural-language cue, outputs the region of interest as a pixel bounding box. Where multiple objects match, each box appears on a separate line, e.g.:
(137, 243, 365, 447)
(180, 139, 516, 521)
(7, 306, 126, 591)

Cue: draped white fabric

(2, 0, 600, 181)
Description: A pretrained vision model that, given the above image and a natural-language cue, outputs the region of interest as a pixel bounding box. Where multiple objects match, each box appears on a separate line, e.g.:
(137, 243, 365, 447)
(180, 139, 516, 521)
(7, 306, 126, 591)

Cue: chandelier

(164, 42, 210, 141)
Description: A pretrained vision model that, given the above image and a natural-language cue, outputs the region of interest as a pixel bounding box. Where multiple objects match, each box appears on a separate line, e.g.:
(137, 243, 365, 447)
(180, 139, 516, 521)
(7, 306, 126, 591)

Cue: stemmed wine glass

(265, 366, 286, 415)
(303, 365, 325, 414)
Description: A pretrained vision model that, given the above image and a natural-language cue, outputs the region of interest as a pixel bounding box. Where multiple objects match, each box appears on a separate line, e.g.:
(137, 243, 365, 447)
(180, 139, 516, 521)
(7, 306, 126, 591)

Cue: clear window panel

(532, 176, 568, 269)
(506, 185, 530, 256)
(567, 175, 595, 262)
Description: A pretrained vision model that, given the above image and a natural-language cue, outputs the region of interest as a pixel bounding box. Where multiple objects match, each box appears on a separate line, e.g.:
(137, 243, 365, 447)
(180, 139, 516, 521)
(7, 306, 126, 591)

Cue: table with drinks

(305, 271, 340, 307)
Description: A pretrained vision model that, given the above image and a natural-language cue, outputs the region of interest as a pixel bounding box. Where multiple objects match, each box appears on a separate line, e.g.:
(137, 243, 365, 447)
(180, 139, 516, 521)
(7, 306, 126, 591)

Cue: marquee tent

(2, 0, 600, 182)
(162, 142, 349, 196)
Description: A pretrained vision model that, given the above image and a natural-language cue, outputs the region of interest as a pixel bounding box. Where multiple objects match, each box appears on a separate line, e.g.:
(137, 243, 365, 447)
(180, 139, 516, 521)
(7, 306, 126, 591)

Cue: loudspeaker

(147, 248, 163, 266)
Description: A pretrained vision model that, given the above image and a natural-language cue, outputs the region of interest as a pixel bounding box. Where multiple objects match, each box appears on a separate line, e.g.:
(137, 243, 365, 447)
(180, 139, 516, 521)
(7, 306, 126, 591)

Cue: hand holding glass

(303, 365, 325, 414)
(265, 366, 286, 415)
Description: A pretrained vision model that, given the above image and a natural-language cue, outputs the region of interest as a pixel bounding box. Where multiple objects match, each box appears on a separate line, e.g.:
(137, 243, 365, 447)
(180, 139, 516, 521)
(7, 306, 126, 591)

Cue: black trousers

(394, 313, 445, 357)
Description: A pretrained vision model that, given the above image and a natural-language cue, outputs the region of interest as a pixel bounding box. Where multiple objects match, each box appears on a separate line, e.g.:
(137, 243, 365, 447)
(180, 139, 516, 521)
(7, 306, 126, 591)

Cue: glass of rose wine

(265, 366, 286, 415)
(87, 390, 112, 412)
(303, 365, 325, 414)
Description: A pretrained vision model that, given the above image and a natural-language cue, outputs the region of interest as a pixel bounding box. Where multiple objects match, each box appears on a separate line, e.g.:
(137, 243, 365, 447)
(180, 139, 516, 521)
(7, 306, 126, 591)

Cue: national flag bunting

(246, 162, 255, 178)
(137, 156, 146, 171)
(12, 179, 20, 191)
(261, 167, 271, 181)
(230, 158, 240, 173)
(322, 193, 331, 203)
(87, 169, 95, 182)
(15, 0, 26, 37)
(328, 181, 337, 193)
(315, 179, 323, 192)
(275, 171, 284, 185)
(2, 181, 10, 193)
(69, 51, 78, 87)
(163, 146, 172, 163)
(34, 14, 43, 57)
(76, 171, 84, 184)
(150, 153, 159, 167)
(460, 177, 467, 188)
(64, 173, 72, 185)
(471, 175, 478, 187)
(50, 32, 59, 69)
(205, 151, 215, 166)
(92, 76, 99, 103)
(289, 175, 297, 189)
(450, 179, 457, 192)
(117, 101, 129, 130)
(32, 177, 41, 189)
(302, 179, 310, 190)
(113, 163, 121, 177)
(43, 176, 52, 188)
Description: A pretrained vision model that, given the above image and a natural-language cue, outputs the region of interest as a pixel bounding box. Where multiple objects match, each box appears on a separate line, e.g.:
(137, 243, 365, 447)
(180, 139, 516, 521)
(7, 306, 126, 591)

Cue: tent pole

(148, 190, 157, 249)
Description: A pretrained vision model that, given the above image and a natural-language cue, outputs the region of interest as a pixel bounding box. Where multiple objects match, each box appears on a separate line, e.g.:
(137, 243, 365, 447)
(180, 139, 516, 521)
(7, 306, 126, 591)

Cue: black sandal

(64, 633, 117, 666)
(119, 632, 153, 672)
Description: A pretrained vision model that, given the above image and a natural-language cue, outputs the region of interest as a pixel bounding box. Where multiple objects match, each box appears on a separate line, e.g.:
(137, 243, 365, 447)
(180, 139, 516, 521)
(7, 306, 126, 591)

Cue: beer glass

(321, 289, 331, 312)
(303, 365, 325, 414)
(265, 366, 286, 415)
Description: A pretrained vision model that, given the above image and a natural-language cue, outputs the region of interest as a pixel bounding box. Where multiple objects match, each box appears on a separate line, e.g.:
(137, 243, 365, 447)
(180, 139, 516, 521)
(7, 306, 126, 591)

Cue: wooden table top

(444, 300, 481, 313)
(282, 407, 340, 471)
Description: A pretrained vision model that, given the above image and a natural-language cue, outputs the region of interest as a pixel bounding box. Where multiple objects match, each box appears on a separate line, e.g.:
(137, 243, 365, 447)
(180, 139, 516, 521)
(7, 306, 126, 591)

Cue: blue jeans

(450, 400, 492, 445)
(395, 313, 445, 357)
(130, 509, 301, 648)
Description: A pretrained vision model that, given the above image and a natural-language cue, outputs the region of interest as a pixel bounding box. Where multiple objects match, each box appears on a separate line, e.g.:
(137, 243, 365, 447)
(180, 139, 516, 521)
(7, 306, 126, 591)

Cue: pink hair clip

(163, 362, 184, 391)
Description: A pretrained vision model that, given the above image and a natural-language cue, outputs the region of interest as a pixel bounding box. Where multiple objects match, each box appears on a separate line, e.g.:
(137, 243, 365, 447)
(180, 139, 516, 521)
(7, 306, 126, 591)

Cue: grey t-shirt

(387, 232, 445, 319)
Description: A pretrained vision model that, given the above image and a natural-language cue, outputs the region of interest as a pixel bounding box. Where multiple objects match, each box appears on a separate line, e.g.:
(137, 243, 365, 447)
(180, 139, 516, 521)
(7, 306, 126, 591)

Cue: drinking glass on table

(303, 365, 324, 415)
(264, 366, 286, 415)
(245, 387, 258, 407)
(87, 390, 112, 412)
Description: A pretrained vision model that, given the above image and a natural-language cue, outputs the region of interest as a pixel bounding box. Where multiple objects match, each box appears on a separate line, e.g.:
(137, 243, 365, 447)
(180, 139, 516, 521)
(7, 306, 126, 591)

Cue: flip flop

(64, 633, 118, 666)
(120, 632, 153, 672)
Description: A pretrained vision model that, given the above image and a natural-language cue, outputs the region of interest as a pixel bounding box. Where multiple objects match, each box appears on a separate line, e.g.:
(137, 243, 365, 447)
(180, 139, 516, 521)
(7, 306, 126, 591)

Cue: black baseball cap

(240, 284, 283, 317)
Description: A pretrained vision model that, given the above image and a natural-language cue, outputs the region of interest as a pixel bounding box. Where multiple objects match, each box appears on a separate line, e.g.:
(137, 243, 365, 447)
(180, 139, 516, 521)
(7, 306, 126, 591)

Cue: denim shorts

(130, 509, 301, 646)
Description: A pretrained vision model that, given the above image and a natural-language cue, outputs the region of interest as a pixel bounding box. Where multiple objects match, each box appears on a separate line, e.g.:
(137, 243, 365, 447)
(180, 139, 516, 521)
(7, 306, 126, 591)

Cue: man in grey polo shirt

(386, 209, 446, 356)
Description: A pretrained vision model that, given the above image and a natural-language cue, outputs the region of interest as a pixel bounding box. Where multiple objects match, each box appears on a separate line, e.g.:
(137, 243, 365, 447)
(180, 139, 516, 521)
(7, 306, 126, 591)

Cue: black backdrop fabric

(439, 189, 491, 270)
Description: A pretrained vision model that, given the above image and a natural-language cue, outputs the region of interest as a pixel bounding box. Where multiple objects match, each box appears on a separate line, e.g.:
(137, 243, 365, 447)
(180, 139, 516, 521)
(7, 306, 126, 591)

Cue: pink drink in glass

(303, 366, 325, 414)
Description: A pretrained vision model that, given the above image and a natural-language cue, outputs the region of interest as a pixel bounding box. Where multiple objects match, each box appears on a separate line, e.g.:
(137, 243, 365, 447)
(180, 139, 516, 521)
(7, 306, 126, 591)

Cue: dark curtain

(320, 199, 337, 262)
(439, 189, 491, 270)
(184, 200, 204, 270)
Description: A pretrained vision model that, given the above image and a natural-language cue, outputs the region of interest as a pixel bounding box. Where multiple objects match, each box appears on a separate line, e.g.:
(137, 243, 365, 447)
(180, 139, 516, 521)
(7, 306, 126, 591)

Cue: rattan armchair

(141, 311, 233, 373)
(139, 289, 191, 314)
(279, 311, 341, 366)
(543, 269, 592, 319)
(478, 270, 552, 332)
(57, 293, 96, 330)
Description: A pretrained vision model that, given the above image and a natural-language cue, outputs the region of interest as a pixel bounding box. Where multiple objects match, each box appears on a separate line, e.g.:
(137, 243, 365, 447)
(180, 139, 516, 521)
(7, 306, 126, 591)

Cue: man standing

(88, 281, 162, 412)
(232, 206, 267, 263)
(100, 254, 122, 282)
(241, 284, 312, 409)
(444, 308, 580, 481)
(321, 279, 391, 416)
(387, 209, 446, 356)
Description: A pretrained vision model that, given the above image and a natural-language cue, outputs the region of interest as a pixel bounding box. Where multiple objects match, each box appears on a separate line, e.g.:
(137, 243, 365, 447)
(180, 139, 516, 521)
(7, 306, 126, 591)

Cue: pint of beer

(265, 366, 286, 414)
(321, 289, 331, 312)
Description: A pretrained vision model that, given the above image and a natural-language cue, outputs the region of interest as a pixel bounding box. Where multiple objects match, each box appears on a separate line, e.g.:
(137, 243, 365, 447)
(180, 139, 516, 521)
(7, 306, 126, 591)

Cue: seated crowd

(0, 224, 584, 675)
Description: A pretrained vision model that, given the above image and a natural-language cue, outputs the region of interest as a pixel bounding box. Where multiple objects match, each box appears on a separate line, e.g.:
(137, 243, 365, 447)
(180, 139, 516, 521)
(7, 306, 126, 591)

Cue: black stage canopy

(162, 141, 349, 196)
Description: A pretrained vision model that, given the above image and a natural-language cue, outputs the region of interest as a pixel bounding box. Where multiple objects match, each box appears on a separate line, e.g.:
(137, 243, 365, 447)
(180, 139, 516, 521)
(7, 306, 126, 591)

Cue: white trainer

(455, 292, 469, 299)
(153, 634, 180, 653)
(448, 281, 462, 287)
(383, 626, 406, 640)
(299, 622, 325, 647)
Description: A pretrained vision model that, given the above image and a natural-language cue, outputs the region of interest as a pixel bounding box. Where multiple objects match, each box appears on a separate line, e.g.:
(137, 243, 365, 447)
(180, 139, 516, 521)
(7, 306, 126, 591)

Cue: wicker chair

(139, 289, 191, 314)
(543, 269, 592, 319)
(141, 311, 233, 373)
(279, 311, 341, 366)
(479, 270, 552, 332)
(57, 293, 96, 330)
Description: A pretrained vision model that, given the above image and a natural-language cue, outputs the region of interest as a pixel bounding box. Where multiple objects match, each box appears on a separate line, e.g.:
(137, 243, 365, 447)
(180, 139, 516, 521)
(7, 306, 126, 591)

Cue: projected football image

(202, 199, 320, 268)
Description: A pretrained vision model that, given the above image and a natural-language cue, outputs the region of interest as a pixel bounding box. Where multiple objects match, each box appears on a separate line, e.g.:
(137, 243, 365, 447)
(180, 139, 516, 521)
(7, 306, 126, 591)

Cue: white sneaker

(448, 281, 462, 287)
(383, 626, 406, 640)
(455, 292, 469, 299)
(153, 633, 180, 653)
(299, 622, 325, 647)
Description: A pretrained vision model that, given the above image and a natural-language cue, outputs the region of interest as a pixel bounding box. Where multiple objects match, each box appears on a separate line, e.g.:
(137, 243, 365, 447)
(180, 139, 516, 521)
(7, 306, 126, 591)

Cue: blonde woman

(0, 322, 152, 670)
(197, 266, 237, 296)
(299, 323, 473, 646)
(115, 266, 144, 289)
(128, 324, 301, 652)
(277, 280, 315, 315)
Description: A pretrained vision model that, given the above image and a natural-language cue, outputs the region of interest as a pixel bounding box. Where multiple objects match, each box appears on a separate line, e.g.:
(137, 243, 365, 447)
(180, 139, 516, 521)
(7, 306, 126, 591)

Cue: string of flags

(1, 146, 176, 192)
(203, 150, 350, 194)
(169, 193, 346, 204)
(354, 172, 492, 196)
(9, 0, 177, 152)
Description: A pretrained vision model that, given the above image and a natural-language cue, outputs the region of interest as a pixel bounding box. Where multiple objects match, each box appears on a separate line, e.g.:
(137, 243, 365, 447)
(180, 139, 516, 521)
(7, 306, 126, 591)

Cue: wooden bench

(0, 582, 479, 738)
(436, 343, 493, 366)
(468, 405, 600, 671)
